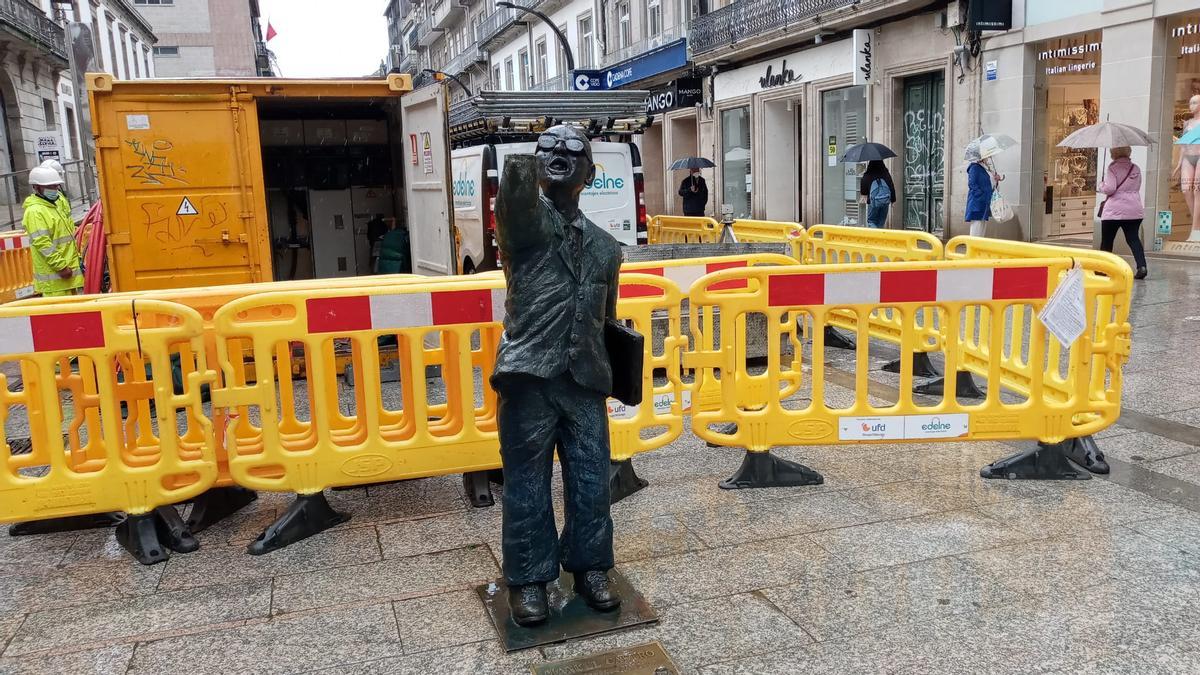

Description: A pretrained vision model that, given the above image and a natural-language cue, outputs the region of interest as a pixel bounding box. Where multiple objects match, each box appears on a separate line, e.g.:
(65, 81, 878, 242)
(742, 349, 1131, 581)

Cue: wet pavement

(1, 257, 1199, 673)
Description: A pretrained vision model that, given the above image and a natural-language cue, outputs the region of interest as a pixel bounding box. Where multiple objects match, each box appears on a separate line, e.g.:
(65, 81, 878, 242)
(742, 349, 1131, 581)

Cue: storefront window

(1163, 13, 1200, 251)
(721, 106, 751, 219)
(821, 86, 866, 225)
(1034, 31, 1102, 241)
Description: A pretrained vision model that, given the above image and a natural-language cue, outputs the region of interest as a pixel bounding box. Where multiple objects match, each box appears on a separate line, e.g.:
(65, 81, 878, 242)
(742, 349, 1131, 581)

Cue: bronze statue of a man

(491, 125, 623, 626)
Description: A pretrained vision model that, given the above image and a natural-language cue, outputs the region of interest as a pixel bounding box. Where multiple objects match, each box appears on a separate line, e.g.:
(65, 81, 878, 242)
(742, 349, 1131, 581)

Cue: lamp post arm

(496, 1, 575, 74)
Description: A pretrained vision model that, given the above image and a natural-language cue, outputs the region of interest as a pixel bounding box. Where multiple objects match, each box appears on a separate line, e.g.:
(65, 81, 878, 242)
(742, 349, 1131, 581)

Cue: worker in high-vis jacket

(39, 159, 71, 221)
(25, 166, 82, 296)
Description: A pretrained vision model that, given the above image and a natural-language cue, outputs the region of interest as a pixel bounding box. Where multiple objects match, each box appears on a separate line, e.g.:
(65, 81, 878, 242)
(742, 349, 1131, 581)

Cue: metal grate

(690, 0, 860, 55)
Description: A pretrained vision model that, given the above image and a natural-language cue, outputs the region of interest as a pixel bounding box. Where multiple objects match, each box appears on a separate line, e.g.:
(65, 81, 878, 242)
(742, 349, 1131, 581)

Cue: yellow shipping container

(87, 72, 456, 292)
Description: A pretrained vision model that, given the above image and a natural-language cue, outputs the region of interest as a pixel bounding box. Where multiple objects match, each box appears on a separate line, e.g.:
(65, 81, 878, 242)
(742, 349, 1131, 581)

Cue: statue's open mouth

(547, 156, 571, 174)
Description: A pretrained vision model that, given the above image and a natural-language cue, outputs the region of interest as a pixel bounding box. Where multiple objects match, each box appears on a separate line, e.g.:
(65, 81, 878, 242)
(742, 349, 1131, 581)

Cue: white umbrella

(1058, 121, 1153, 148)
(968, 133, 1018, 160)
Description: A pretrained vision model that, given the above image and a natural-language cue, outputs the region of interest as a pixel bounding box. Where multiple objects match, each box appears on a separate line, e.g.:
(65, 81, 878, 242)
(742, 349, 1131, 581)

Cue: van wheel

(463, 261, 476, 275)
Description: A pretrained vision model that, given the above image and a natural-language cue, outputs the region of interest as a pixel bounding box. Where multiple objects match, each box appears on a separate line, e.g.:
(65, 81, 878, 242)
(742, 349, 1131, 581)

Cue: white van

(451, 140, 646, 273)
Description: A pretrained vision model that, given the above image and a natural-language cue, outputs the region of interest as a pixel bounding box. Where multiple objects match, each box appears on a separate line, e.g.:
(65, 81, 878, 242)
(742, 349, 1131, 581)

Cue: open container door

(400, 84, 455, 276)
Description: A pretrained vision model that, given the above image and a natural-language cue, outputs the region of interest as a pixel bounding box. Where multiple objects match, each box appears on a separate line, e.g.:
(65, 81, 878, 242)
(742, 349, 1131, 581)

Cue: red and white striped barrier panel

(766, 266, 1050, 307)
(306, 288, 507, 334)
(621, 259, 750, 298)
(0, 234, 30, 251)
(0, 311, 105, 354)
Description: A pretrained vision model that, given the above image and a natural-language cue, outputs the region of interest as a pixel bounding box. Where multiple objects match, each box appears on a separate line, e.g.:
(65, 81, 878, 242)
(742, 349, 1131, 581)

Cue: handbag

(1097, 165, 1134, 218)
(605, 319, 644, 406)
(990, 191, 1014, 223)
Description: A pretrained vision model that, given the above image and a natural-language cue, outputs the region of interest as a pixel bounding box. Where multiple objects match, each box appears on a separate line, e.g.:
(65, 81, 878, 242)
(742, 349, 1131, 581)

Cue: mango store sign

(714, 39, 853, 101)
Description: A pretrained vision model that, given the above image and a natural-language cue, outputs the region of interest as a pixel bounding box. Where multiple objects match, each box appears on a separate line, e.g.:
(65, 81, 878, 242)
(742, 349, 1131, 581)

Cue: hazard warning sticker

(177, 197, 198, 216)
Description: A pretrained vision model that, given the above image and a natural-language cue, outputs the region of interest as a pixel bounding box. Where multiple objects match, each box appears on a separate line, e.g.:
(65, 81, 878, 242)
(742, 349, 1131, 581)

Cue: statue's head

(535, 125, 594, 199)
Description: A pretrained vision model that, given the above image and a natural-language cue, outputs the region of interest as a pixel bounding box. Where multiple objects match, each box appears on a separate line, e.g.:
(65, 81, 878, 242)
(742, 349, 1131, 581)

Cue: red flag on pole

(266, 21, 277, 41)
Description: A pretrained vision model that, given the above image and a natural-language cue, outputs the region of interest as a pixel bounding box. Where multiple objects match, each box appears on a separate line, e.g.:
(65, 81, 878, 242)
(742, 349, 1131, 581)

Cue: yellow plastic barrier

(944, 236, 1133, 424)
(647, 215, 721, 245)
(0, 298, 218, 524)
(0, 231, 34, 304)
(687, 255, 1131, 451)
(730, 219, 806, 260)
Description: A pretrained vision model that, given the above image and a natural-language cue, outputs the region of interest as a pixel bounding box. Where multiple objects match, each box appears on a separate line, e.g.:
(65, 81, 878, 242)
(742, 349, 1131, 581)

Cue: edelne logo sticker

(839, 414, 968, 441)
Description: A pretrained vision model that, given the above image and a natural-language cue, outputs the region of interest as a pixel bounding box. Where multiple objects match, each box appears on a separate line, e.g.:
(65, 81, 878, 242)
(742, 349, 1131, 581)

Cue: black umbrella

(841, 142, 897, 163)
(669, 156, 717, 170)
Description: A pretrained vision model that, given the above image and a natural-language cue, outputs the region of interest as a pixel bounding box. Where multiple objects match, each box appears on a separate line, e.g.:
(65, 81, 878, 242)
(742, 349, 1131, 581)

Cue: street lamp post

(422, 69, 472, 97)
(496, 1, 575, 74)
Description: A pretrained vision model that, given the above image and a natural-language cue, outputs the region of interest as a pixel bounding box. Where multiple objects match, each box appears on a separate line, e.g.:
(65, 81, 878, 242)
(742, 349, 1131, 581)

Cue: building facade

(136, 0, 270, 77)
(0, 1, 70, 175)
(980, 0, 1200, 258)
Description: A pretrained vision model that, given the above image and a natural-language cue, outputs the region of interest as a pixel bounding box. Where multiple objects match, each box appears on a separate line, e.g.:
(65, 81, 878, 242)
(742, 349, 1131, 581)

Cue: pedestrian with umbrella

(1058, 120, 1152, 279)
(671, 156, 713, 217)
(843, 143, 898, 229)
(963, 136, 1011, 237)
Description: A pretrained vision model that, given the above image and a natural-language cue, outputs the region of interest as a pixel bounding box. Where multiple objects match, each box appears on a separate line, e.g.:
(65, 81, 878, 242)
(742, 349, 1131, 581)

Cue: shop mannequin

(1173, 95, 1200, 242)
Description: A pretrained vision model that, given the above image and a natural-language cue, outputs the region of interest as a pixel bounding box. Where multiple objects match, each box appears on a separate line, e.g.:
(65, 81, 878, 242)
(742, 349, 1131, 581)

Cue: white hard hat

(39, 159, 64, 177)
(29, 166, 62, 187)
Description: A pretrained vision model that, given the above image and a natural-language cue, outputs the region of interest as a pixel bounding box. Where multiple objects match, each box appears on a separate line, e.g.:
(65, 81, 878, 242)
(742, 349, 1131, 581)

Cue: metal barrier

(686, 255, 1131, 485)
(0, 298, 218, 562)
(0, 231, 33, 303)
(647, 215, 721, 245)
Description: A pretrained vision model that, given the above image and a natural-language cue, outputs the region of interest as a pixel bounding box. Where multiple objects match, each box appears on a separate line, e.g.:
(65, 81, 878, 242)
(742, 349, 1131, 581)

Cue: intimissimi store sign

(1036, 33, 1101, 77)
(1173, 16, 1200, 56)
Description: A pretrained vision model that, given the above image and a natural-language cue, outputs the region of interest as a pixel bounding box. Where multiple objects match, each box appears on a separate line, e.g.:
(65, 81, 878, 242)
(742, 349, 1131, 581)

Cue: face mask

(41, 189, 59, 202)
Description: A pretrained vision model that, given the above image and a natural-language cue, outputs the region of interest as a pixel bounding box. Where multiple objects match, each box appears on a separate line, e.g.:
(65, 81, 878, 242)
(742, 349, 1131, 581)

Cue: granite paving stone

(158, 524, 382, 592)
(1162, 407, 1200, 428)
(607, 476, 749, 522)
(1094, 423, 1138, 439)
(187, 500, 283, 547)
(5, 579, 271, 656)
(620, 533, 852, 607)
(378, 512, 489, 559)
(1145, 452, 1200, 487)
(0, 558, 162, 617)
(0, 531, 76, 568)
(317, 639, 543, 674)
(1061, 644, 1200, 675)
(760, 555, 1020, 642)
(976, 481, 1194, 538)
(1094, 431, 1199, 464)
(391, 590, 494, 654)
(541, 592, 813, 671)
(0, 644, 134, 675)
(333, 476, 468, 524)
(613, 514, 706, 563)
(0, 616, 21, 649)
(676, 491, 885, 548)
(807, 508, 1029, 572)
(1126, 512, 1200, 554)
(271, 545, 499, 614)
(127, 603, 405, 675)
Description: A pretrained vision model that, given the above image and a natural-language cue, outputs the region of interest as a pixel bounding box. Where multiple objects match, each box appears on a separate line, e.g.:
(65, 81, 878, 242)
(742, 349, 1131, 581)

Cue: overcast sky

(258, 0, 389, 77)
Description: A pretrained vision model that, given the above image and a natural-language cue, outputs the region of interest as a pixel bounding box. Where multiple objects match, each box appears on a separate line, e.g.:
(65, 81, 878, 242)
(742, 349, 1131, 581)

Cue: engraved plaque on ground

(531, 641, 680, 675)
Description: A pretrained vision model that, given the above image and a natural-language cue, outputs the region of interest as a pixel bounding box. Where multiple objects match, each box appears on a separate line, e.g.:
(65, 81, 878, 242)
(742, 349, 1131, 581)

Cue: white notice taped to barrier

(839, 414, 969, 441)
(1037, 265, 1086, 347)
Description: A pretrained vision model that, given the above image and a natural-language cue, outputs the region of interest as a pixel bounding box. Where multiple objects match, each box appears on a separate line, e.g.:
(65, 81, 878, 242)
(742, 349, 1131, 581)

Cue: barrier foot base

(823, 326, 856, 351)
(913, 371, 985, 399)
(8, 512, 123, 537)
(719, 451, 824, 490)
(463, 471, 496, 508)
(1062, 436, 1109, 475)
(185, 487, 258, 533)
(979, 442, 1091, 481)
(609, 459, 648, 504)
(882, 352, 940, 378)
(154, 505, 199, 554)
(116, 507, 199, 566)
(247, 492, 349, 556)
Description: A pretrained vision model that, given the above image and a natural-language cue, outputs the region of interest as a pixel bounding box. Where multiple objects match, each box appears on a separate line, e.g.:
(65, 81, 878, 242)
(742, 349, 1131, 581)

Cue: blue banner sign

(572, 39, 688, 91)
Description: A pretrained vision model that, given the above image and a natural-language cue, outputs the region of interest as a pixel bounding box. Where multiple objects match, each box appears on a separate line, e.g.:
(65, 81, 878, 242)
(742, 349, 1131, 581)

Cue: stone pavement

(1, 258, 1200, 674)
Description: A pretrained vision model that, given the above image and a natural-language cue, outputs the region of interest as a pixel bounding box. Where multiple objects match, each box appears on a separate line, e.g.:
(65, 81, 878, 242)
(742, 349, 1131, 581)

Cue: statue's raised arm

(494, 154, 548, 254)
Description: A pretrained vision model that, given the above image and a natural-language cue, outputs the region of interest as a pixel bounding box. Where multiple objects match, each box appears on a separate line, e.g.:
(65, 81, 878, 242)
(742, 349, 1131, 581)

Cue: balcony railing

(600, 23, 688, 69)
(477, 0, 539, 47)
(690, 0, 857, 54)
(0, 0, 67, 61)
(444, 41, 484, 76)
(529, 74, 568, 91)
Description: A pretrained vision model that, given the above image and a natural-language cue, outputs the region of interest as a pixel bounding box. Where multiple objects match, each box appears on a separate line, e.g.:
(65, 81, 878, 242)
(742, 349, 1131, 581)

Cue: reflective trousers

(495, 372, 614, 586)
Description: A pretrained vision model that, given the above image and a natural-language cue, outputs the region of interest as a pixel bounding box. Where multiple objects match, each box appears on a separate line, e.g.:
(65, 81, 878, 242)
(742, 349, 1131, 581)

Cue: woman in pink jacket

(1097, 146, 1147, 279)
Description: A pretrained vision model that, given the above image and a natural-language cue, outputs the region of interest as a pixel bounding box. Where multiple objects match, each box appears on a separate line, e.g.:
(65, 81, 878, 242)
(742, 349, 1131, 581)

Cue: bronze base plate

(531, 640, 680, 674)
(477, 569, 658, 652)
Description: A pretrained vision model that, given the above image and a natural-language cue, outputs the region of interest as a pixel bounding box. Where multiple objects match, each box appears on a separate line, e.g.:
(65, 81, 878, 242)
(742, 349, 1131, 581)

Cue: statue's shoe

(574, 570, 621, 611)
(508, 583, 548, 626)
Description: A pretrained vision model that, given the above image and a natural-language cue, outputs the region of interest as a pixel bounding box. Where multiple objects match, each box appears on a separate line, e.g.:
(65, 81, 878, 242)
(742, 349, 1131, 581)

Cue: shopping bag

(990, 191, 1014, 223)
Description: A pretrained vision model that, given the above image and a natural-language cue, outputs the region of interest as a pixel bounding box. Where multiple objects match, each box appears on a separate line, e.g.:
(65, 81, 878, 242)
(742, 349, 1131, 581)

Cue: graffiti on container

(126, 139, 188, 185)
